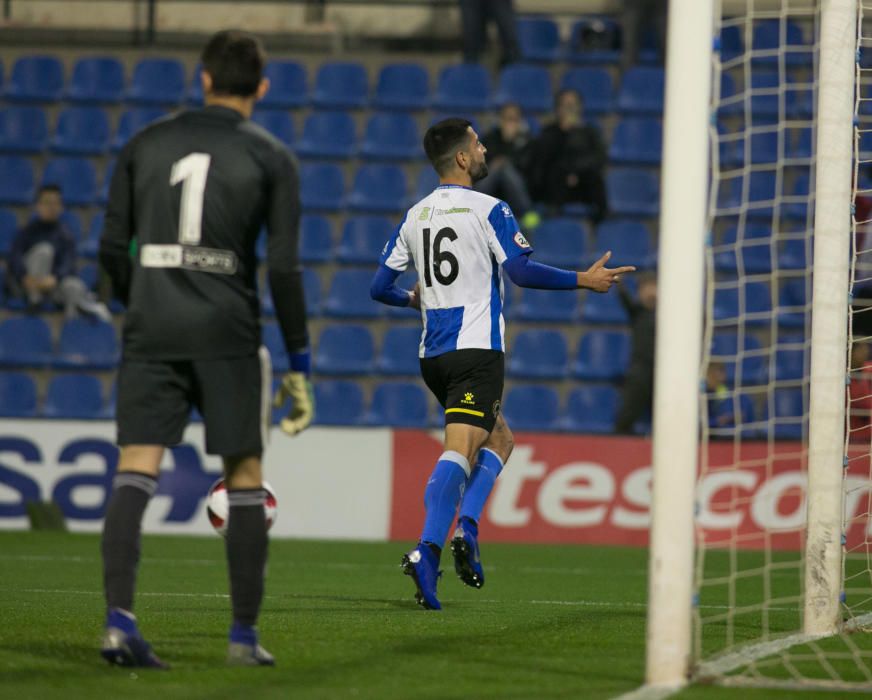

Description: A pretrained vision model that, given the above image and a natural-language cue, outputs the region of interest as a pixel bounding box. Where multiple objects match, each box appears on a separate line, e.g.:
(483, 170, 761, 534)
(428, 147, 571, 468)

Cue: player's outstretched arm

(370, 263, 417, 308)
(502, 250, 635, 293)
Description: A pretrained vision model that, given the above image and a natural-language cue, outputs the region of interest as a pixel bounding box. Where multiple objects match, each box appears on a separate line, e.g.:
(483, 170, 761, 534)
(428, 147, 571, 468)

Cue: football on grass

(206, 478, 278, 536)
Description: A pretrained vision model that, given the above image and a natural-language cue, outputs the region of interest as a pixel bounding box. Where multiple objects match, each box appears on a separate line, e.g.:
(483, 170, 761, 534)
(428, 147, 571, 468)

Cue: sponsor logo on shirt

(514, 232, 531, 249)
(418, 207, 431, 221)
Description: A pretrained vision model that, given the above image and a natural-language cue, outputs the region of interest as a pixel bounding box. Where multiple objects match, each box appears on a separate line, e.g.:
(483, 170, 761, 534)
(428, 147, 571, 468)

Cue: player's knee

(487, 417, 514, 463)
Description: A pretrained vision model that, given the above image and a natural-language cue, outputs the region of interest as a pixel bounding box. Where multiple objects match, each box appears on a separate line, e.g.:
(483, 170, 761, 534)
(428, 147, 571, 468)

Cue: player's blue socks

(106, 608, 139, 637)
(459, 448, 504, 525)
(420, 451, 470, 549)
(229, 621, 258, 646)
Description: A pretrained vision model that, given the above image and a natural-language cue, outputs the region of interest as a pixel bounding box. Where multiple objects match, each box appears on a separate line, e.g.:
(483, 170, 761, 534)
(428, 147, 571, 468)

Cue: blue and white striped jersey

(380, 184, 532, 358)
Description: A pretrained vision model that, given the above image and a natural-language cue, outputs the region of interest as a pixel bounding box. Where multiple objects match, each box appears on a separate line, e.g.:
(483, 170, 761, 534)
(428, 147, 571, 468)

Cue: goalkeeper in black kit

(97, 30, 312, 668)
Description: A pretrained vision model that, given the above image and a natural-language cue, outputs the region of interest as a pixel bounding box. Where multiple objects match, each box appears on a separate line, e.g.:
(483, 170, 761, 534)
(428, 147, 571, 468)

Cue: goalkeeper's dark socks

(225, 488, 269, 627)
(102, 471, 158, 611)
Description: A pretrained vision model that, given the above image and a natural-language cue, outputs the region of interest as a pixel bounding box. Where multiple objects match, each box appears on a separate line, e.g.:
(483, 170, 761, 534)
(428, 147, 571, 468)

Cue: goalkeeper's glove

(273, 351, 314, 436)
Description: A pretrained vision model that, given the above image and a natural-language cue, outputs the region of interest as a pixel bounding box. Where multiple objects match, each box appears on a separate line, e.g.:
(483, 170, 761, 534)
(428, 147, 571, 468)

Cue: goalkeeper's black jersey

(100, 105, 308, 361)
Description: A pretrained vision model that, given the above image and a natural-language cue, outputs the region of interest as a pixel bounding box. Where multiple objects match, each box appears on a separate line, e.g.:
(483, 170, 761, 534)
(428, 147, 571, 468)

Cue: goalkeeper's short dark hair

(423, 118, 473, 176)
(201, 30, 266, 97)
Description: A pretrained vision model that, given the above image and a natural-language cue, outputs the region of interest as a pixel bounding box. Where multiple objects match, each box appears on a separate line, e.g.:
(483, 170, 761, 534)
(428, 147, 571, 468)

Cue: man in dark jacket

(615, 274, 656, 433)
(529, 89, 608, 222)
(8, 184, 110, 320)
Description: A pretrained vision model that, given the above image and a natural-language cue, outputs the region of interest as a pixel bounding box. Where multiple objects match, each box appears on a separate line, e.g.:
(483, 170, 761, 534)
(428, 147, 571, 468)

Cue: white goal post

(645, 0, 858, 691)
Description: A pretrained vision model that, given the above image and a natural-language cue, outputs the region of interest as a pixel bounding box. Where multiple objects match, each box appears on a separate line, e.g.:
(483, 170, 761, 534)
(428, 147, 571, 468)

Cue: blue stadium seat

(78, 262, 98, 290)
(714, 224, 773, 274)
(573, 330, 630, 381)
(313, 380, 365, 426)
(311, 62, 368, 109)
(81, 212, 104, 258)
(126, 58, 186, 104)
(560, 68, 614, 115)
(720, 25, 744, 64)
(591, 219, 654, 269)
(773, 387, 804, 439)
(530, 218, 588, 267)
(774, 334, 806, 382)
(360, 113, 422, 161)
(511, 287, 579, 323)
(315, 324, 375, 374)
(337, 216, 392, 264)
(720, 128, 780, 168)
(717, 171, 777, 217)
(299, 215, 333, 264)
(783, 173, 810, 220)
(502, 385, 560, 431)
(323, 269, 382, 318)
(97, 159, 115, 206)
(299, 163, 344, 211)
(567, 17, 621, 65)
(260, 60, 308, 109)
(42, 157, 97, 206)
(251, 110, 295, 146)
(66, 56, 125, 103)
(261, 321, 289, 372)
(295, 110, 357, 159)
(492, 64, 553, 113)
(43, 374, 105, 419)
(752, 19, 811, 67)
(778, 278, 807, 328)
(365, 381, 429, 427)
(0, 371, 37, 418)
(0, 106, 49, 153)
(749, 71, 813, 118)
(778, 237, 808, 270)
(373, 63, 429, 111)
(607, 168, 659, 216)
(0, 316, 53, 366)
(711, 331, 767, 387)
(517, 17, 562, 63)
(608, 118, 662, 165)
(617, 67, 665, 114)
(0, 156, 35, 205)
(51, 106, 111, 155)
(59, 210, 83, 241)
(411, 168, 440, 203)
(581, 278, 635, 324)
(713, 282, 772, 327)
(376, 326, 422, 375)
(4, 56, 64, 102)
(55, 318, 119, 370)
(560, 385, 619, 433)
(431, 64, 492, 112)
(507, 330, 569, 379)
(788, 126, 813, 161)
(346, 165, 407, 213)
(303, 268, 322, 316)
(112, 108, 166, 151)
(0, 209, 18, 255)
(186, 63, 203, 104)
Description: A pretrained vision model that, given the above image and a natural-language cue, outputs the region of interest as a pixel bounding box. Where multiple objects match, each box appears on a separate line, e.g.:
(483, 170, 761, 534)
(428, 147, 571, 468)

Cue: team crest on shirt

(501, 203, 512, 218)
(514, 232, 531, 248)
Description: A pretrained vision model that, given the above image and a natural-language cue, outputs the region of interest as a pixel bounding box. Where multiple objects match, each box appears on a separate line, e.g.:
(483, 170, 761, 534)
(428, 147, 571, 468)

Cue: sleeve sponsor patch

(514, 232, 531, 248)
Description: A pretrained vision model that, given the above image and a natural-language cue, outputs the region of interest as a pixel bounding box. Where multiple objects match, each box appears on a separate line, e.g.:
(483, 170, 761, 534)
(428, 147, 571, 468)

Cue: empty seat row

(0, 316, 118, 369)
(0, 372, 112, 419)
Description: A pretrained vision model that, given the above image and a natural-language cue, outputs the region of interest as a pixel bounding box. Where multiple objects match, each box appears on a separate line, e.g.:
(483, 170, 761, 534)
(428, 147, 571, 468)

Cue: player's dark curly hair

(201, 30, 266, 97)
(423, 118, 473, 176)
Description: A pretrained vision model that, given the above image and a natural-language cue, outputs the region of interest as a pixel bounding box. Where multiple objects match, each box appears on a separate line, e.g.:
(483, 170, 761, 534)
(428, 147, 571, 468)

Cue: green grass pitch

(0, 532, 862, 699)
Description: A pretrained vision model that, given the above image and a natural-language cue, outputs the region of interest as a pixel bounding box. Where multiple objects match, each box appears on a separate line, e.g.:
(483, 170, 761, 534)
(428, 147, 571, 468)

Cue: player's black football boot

(450, 516, 485, 589)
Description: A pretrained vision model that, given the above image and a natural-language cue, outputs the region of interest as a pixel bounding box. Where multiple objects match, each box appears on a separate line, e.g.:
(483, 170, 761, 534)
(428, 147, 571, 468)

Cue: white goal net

(689, 0, 872, 689)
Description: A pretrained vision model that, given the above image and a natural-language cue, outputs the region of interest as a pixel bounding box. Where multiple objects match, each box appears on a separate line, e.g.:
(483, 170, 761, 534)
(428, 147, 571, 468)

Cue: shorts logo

(492, 400, 501, 417)
(514, 232, 531, 248)
(461, 392, 476, 405)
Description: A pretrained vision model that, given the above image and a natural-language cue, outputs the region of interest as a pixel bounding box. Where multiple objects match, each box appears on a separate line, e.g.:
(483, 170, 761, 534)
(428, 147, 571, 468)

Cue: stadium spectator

(706, 362, 736, 432)
(7, 185, 110, 321)
(527, 89, 608, 222)
(477, 103, 539, 230)
(615, 274, 656, 433)
(621, 0, 668, 69)
(459, 0, 521, 66)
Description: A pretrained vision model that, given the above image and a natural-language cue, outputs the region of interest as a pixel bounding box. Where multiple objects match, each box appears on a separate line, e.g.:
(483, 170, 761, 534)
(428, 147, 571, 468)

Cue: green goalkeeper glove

(273, 371, 315, 436)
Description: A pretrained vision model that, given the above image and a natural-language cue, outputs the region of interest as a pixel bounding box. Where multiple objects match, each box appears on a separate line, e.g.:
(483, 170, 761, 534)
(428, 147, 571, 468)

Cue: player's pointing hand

(578, 250, 636, 293)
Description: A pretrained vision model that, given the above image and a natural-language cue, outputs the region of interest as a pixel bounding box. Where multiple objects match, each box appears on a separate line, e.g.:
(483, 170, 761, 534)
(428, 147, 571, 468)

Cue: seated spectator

(8, 185, 110, 321)
(706, 362, 735, 431)
(528, 89, 608, 222)
(477, 102, 539, 230)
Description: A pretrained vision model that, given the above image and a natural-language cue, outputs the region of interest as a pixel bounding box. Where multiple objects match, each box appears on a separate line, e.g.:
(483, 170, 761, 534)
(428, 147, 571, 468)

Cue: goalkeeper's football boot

(401, 543, 442, 610)
(101, 608, 168, 669)
(226, 623, 275, 667)
(450, 516, 484, 589)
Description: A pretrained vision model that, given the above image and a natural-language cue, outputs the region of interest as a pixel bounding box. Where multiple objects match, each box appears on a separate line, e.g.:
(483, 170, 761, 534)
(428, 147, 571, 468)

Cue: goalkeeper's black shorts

(116, 347, 272, 456)
(420, 349, 504, 433)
